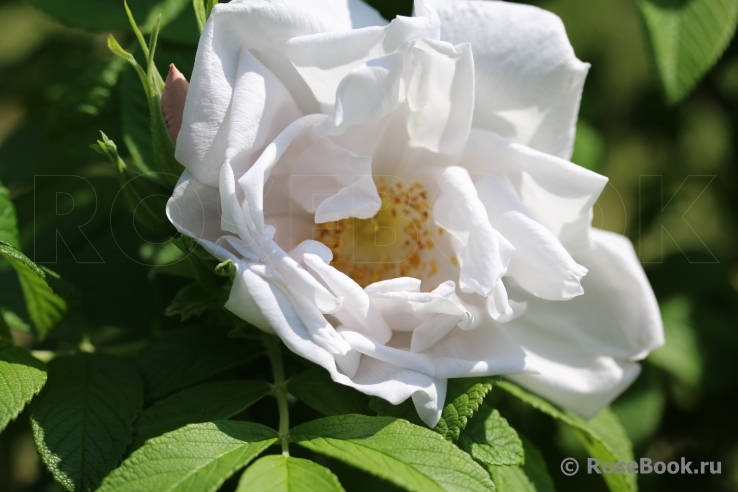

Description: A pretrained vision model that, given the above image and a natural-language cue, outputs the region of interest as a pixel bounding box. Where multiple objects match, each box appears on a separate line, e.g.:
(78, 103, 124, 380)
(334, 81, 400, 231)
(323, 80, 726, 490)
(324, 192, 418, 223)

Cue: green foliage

(636, 0, 738, 103)
(98, 421, 278, 492)
(290, 415, 495, 492)
(498, 381, 636, 492)
(517, 436, 556, 492)
(107, 6, 182, 185)
(0, 344, 47, 432)
(0, 241, 72, 339)
(458, 405, 524, 467)
(0, 182, 19, 248)
(236, 455, 345, 492)
(30, 353, 143, 491)
(134, 324, 264, 400)
(287, 367, 372, 417)
(648, 297, 703, 386)
(132, 379, 271, 449)
(434, 376, 499, 441)
(165, 281, 228, 321)
(27, 0, 198, 45)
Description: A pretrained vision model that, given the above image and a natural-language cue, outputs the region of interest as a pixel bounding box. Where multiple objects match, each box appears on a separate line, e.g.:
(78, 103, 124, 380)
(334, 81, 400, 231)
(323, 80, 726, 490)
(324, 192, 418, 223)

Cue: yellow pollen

(314, 178, 437, 287)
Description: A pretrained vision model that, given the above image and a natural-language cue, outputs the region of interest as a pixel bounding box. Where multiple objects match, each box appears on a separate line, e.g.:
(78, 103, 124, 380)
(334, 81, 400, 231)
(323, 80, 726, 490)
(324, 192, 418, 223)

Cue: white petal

(288, 139, 381, 223)
(315, 53, 405, 137)
(238, 114, 326, 234)
(405, 39, 474, 158)
(425, 323, 534, 378)
(500, 229, 664, 417)
(462, 130, 607, 254)
(365, 277, 422, 295)
(475, 174, 588, 300)
(432, 166, 515, 296)
(288, 287, 351, 355)
(507, 356, 641, 419)
(237, 261, 443, 426)
(290, 240, 333, 264)
(411, 378, 446, 428)
(166, 171, 223, 245)
(282, 5, 438, 111)
(304, 253, 393, 343)
(433, 0, 589, 159)
(341, 329, 436, 376)
(224, 260, 274, 333)
(177, 40, 302, 188)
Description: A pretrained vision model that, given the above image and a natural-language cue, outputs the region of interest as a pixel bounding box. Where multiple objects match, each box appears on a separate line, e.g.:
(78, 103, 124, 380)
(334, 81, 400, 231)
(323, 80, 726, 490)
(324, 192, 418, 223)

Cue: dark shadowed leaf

(135, 324, 264, 400)
(30, 353, 143, 491)
(132, 379, 271, 449)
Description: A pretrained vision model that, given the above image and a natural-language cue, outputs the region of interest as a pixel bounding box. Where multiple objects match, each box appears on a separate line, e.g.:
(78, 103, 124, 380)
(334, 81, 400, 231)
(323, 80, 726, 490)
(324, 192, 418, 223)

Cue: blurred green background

(0, 0, 736, 490)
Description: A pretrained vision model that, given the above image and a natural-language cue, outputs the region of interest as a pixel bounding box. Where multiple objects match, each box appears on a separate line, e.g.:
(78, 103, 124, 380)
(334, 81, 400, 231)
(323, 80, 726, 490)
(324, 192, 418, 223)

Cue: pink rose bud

(162, 64, 189, 143)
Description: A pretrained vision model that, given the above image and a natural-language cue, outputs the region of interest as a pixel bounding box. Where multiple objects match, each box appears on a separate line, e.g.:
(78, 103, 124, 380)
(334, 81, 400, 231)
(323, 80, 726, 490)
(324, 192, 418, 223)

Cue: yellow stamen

(315, 178, 437, 287)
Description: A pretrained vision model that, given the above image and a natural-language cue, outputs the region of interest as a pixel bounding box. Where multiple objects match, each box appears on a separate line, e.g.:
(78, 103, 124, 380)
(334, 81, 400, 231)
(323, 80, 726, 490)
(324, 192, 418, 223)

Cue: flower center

(315, 178, 438, 287)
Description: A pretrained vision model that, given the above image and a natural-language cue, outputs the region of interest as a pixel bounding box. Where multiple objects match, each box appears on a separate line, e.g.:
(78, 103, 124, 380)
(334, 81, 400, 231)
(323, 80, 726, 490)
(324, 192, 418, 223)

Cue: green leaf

(488, 465, 537, 492)
(458, 405, 524, 467)
(611, 375, 665, 447)
(132, 379, 271, 449)
(98, 421, 278, 492)
(0, 345, 47, 431)
(47, 57, 125, 162)
(0, 181, 19, 248)
(636, 0, 738, 103)
(135, 324, 264, 400)
(27, 0, 197, 44)
(648, 297, 702, 386)
(30, 353, 143, 491)
(498, 381, 636, 492)
(518, 436, 556, 492)
(287, 367, 371, 417)
(368, 397, 424, 426)
(291, 415, 495, 492)
(434, 376, 500, 441)
(236, 455, 345, 492)
(165, 282, 227, 321)
(0, 241, 70, 339)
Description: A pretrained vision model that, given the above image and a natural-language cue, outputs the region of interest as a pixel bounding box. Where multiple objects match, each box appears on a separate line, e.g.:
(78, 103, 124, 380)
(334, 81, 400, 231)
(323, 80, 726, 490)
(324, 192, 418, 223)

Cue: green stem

(264, 335, 290, 456)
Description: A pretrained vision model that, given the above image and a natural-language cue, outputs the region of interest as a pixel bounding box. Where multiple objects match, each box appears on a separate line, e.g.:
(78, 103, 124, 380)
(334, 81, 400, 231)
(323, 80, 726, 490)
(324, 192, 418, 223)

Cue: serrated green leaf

(164, 282, 227, 321)
(636, 0, 738, 103)
(132, 379, 271, 449)
(98, 421, 278, 492)
(0, 182, 19, 248)
(135, 324, 264, 400)
(287, 367, 371, 417)
(236, 455, 345, 492)
(498, 381, 636, 492)
(459, 405, 524, 467)
(0, 345, 47, 431)
(30, 353, 143, 491)
(0, 241, 70, 339)
(291, 415, 495, 492)
(434, 376, 499, 441)
(487, 435, 556, 492)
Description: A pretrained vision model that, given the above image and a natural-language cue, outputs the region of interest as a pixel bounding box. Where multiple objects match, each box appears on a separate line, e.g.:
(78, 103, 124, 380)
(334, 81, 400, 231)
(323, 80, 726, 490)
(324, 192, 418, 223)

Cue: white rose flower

(166, 0, 664, 426)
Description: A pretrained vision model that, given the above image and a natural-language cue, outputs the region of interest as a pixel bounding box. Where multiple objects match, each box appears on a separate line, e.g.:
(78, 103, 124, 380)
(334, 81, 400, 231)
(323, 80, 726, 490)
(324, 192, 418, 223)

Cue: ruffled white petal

(501, 229, 664, 417)
(462, 130, 607, 254)
(433, 166, 515, 296)
(431, 0, 589, 159)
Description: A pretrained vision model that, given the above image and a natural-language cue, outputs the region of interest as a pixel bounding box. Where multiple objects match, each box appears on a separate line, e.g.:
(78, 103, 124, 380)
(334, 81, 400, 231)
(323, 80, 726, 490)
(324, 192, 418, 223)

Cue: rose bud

(161, 64, 189, 143)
